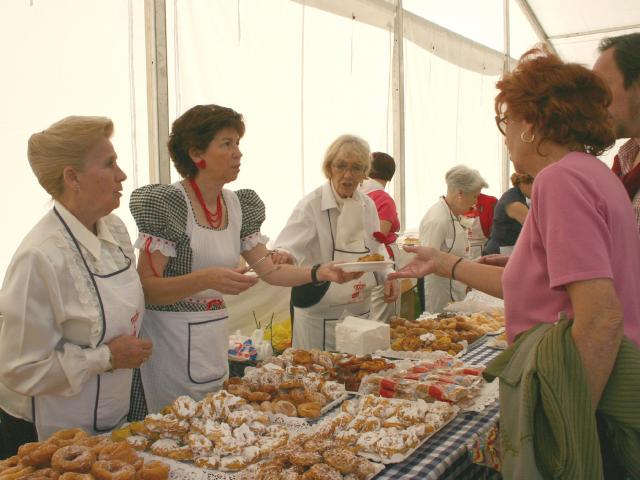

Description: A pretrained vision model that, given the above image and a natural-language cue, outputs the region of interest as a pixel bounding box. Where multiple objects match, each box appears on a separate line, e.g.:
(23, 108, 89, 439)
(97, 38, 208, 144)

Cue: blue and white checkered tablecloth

(375, 340, 503, 480)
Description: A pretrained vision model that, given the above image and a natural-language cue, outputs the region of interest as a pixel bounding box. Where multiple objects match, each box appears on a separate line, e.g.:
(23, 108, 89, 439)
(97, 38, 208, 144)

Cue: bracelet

(311, 264, 324, 285)
(451, 257, 464, 280)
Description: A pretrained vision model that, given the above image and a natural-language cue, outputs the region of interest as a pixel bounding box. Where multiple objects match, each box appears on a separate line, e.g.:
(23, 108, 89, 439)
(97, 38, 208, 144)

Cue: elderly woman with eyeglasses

(272, 135, 399, 351)
(390, 47, 640, 477)
(418, 165, 488, 313)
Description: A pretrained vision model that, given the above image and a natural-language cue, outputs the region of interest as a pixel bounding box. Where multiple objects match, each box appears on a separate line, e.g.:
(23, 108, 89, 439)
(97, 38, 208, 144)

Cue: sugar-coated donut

(0, 465, 36, 480)
(17, 441, 59, 467)
(20, 467, 61, 480)
(0, 456, 21, 473)
(58, 473, 95, 480)
(296, 402, 322, 419)
(136, 460, 169, 480)
(97, 443, 141, 470)
(50, 429, 89, 447)
(91, 460, 135, 480)
(51, 445, 95, 473)
(272, 400, 297, 417)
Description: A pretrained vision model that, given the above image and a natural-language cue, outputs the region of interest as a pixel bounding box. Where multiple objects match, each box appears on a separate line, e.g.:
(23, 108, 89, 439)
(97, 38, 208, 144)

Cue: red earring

(196, 159, 206, 169)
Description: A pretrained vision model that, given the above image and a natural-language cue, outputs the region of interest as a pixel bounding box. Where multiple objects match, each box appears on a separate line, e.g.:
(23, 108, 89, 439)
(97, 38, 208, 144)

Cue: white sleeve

(0, 248, 110, 397)
(419, 211, 448, 250)
(272, 199, 318, 265)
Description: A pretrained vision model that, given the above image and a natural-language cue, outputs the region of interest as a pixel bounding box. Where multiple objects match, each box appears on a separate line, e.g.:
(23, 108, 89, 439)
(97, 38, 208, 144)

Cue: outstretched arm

(388, 245, 504, 299)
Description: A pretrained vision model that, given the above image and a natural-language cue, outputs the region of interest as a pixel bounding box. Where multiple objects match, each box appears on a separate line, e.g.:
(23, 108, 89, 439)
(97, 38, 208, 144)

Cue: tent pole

(513, 0, 557, 55)
(501, 0, 510, 193)
(392, 0, 406, 229)
(144, 0, 171, 184)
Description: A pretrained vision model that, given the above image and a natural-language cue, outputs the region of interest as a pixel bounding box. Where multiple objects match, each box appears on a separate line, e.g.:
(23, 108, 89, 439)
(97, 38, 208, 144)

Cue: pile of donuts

(0, 428, 169, 480)
(306, 395, 458, 464)
(261, 348, 396, 392)
(246, 431, 380, 480)
(112, 390, 294, 472)
(226, 360, 348, 419)
(389, 315, 484, 354)
(460, 312, 504, 334)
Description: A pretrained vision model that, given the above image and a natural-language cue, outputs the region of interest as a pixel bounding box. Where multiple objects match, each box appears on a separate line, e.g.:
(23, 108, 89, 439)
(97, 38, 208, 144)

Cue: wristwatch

(311, 264, 325, 285)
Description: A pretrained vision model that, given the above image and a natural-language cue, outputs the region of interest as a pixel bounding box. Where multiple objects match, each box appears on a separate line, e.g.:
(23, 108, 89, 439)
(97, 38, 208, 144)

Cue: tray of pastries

(242, 431, 384, 479)
(430, 311, 505, 335)
(0, 427, 169, 480)
(112, 390, 309, 473)
(263, 349, 397, 392)
(386, 315, 485, 357)
(307, 395, 458, 464)
(358, 353, 485, 406)
(229, 361, 348, 419)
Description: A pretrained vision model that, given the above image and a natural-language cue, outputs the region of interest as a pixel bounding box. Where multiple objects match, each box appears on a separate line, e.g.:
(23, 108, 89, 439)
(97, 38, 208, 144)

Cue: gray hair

(445, 165, 488, 194)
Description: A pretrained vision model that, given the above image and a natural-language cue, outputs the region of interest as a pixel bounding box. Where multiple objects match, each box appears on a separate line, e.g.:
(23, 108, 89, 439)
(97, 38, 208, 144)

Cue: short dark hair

(369, 152, 396, 181)
(598, 33, 640, 89)
(168, 104, 245, 178)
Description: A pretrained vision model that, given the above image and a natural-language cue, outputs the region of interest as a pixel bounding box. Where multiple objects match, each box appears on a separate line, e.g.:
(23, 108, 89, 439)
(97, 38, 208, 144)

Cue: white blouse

(0, 202, 135, 421)
(274, 181, 385, 266)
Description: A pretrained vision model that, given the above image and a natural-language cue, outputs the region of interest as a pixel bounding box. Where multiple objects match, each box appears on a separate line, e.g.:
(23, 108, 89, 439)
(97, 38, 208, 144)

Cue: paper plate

(337, 261, 394, 272)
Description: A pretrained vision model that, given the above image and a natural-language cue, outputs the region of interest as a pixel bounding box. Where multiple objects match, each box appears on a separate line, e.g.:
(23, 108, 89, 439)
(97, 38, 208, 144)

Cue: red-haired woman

(390, 47, 640, 477)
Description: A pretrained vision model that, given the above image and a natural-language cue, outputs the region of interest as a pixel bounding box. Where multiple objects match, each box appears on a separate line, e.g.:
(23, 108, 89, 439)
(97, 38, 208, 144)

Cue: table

(376, 339, 503, 479)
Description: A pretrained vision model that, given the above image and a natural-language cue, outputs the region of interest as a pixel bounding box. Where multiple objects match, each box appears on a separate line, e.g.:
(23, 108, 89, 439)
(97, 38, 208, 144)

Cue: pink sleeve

(533, 166, 614, 289)
(369, 190, 400, 225)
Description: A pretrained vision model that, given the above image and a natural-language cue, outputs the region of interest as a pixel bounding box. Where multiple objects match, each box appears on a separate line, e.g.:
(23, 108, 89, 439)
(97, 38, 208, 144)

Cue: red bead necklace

(188, 177, 224, 228)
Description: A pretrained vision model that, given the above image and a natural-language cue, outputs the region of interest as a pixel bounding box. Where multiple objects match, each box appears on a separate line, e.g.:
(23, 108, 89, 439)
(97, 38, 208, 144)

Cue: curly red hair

(495, 46, 615, 156)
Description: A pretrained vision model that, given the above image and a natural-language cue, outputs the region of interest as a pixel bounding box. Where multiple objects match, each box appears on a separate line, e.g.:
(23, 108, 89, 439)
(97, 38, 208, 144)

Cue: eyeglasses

(332, 162, 365, 175)
(495, 115, 508, 136)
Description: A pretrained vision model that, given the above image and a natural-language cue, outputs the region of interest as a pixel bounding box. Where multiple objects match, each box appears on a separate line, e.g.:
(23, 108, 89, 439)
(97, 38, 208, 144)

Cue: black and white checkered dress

(127, 183, 266, 420)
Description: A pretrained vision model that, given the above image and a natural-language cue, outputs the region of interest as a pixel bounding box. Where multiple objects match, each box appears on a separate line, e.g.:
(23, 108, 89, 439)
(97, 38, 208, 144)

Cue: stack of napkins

(335, 316, 390, 355)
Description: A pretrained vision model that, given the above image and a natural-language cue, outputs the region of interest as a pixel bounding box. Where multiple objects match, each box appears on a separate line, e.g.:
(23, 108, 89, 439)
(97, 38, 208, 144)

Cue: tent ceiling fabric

(297, 0, 506, 75)
(526, 0, 640, 37)
(523, 0, 640, 65)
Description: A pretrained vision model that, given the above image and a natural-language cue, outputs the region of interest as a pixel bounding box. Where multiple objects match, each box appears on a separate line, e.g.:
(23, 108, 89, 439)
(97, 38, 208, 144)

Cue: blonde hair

(321, 134, 372, 179)
(445, 165, 488, 194)
(28, 116, 114, 198)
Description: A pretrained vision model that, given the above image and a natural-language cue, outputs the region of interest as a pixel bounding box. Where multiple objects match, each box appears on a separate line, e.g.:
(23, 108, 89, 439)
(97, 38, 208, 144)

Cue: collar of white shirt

(320, 181, 366, 212)
(53, 201, 119, 261)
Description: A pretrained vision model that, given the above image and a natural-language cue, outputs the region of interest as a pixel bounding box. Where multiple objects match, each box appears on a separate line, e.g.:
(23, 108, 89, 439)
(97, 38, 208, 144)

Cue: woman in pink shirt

(360, 152, 400, 245)
(390, 46, 640, 472)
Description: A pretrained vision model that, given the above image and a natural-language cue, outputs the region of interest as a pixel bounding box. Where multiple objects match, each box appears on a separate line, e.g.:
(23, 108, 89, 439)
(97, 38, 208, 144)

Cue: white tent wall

(0, 0, 149, 281)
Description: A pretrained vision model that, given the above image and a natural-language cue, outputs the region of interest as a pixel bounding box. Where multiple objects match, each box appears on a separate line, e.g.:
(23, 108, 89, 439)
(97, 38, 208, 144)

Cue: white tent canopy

(2, 0, 638, 332)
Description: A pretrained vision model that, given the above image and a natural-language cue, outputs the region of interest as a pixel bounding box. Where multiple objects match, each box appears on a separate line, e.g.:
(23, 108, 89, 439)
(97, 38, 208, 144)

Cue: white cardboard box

(335, 316, 390, 356)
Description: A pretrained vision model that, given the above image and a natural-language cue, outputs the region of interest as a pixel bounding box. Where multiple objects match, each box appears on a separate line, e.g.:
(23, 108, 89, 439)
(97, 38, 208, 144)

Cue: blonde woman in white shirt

(418, 165, 488, 313)
(0, 116, 151, 454)
(273, 135, 399, 350)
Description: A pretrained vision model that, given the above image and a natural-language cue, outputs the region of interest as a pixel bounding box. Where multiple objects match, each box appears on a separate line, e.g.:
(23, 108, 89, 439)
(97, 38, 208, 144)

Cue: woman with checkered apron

(128, 105, 359, 416)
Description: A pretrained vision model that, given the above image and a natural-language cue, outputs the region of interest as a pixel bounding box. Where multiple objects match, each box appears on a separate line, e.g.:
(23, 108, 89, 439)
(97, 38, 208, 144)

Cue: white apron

(424, 208, 469, 313)
(140, 186, 240, 413)
(292, 211, 378, 351)
(32, 208, 144, 440)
